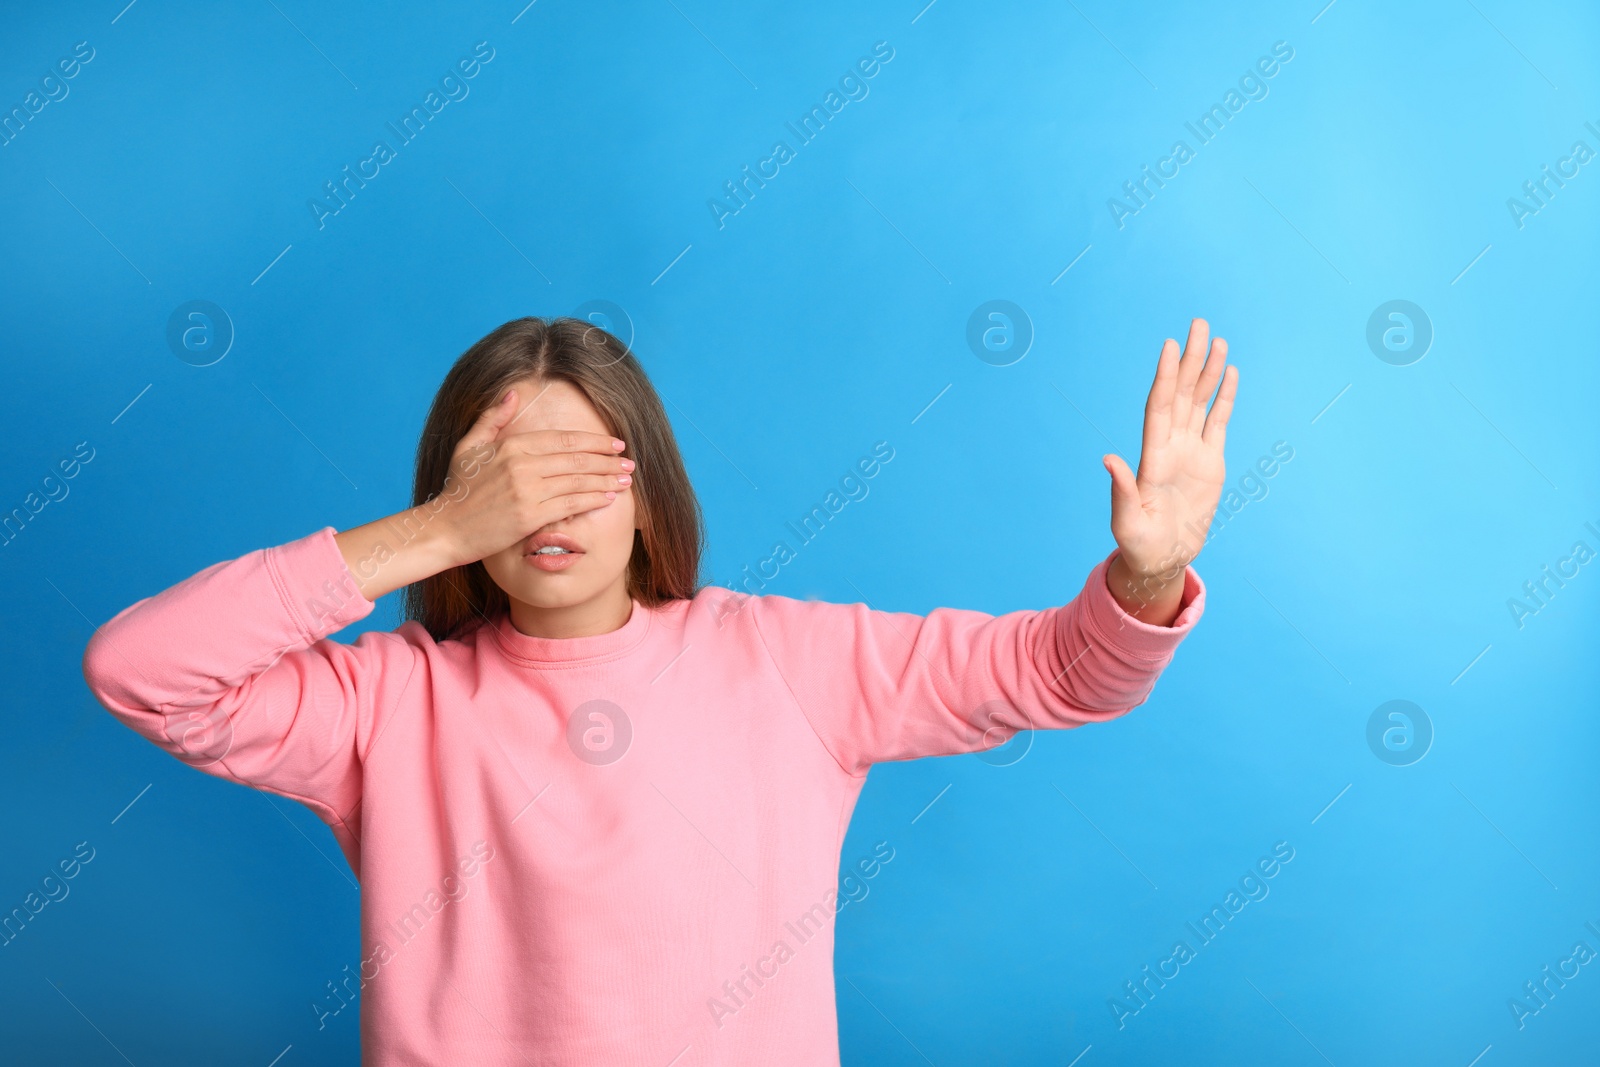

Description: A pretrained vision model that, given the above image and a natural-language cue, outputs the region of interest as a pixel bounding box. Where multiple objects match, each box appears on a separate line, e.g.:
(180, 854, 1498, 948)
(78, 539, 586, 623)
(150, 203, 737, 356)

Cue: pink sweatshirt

(82, 525, 1204, 1065)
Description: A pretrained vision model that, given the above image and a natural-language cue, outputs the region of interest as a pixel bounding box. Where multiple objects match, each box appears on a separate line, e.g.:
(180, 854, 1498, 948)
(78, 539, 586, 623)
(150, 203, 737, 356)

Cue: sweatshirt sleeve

(747, 548, 1205, 778)
(80, 525, 418, 847)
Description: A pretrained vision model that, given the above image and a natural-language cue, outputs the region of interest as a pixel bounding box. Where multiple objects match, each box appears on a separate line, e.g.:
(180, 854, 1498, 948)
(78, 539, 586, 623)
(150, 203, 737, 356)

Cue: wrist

(335, 503, 469, 603)
(405, 500, 473, 572)
(1106, 551, 1185, 625)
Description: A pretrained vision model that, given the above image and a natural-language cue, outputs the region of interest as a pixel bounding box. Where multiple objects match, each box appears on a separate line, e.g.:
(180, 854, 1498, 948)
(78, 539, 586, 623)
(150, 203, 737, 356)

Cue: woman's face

(478, 377, 638, 611)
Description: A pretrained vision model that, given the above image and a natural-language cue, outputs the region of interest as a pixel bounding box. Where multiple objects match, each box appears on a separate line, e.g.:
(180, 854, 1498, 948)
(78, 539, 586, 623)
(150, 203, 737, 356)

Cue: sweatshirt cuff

(1080, 547, 1205, 659)
(267, 525, 377, 643)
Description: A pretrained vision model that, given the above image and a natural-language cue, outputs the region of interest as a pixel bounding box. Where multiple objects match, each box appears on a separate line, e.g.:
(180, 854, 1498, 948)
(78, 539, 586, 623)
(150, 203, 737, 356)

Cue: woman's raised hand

(437, 388, 634, 567)
(1101, 318, 1238, 622)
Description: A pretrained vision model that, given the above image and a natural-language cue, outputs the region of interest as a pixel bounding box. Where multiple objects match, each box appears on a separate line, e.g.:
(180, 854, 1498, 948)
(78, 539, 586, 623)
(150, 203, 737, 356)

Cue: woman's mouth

(524, 542, 584, 571)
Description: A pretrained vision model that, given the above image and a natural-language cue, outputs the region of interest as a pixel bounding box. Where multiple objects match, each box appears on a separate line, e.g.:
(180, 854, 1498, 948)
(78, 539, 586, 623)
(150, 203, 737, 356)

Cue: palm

(1104, 319, 1237, 576)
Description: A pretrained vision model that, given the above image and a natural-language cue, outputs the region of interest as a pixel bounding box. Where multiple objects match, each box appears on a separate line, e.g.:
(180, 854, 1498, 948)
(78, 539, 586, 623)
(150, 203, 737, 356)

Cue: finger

(1103, 453, 1141, 516)
(1173, 317, 1211, 408)
(538, 472, 633, 501)
(1142, 337, 1181, 451)
(1188, 336, 1228, 435)
(538, 490, 619, 527)
(498, 428, 629, 462)
(455, 387, 522, 457)
(1201, 364, 1239, 447)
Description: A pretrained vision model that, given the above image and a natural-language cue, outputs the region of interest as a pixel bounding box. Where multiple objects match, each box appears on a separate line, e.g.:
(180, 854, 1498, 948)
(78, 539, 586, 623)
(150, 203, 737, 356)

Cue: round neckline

(489, 596, 652, 667)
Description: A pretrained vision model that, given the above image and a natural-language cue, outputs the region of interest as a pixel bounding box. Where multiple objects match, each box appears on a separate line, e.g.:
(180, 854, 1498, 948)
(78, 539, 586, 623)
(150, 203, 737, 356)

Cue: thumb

(1103, 454, 1141, 516)
(456, 387, 520, 457)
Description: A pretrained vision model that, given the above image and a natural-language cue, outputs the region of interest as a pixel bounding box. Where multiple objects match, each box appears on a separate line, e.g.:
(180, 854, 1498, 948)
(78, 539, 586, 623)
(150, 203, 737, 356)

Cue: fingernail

(605, 491, 617, 499)
(617, 474, 633, 486)
(620, 458, 635, 472)
(612, 439, 626, 451)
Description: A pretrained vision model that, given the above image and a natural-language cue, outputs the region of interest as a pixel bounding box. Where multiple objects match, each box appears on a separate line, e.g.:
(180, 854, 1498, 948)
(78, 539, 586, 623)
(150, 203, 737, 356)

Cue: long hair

(401, 316, 705, 642)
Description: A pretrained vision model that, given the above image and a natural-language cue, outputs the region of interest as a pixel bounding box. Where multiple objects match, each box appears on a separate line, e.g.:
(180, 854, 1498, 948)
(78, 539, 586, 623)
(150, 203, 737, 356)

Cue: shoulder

(341, 617, 438, 657)
(683, 582, 828, 628)
(341, 617, 520, 748)
(681, 583, 891, 655)
(337, 616, 493, 696)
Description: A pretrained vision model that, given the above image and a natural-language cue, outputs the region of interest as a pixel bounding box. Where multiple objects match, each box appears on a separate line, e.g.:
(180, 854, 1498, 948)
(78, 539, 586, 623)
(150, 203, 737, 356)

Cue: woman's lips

(525, 549, 584, 572)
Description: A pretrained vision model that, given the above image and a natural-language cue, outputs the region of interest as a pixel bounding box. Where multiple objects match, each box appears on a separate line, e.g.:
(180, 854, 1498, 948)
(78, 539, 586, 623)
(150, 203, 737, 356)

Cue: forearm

(334, 504, 464, 603)
(1104, 551, 1185, 627)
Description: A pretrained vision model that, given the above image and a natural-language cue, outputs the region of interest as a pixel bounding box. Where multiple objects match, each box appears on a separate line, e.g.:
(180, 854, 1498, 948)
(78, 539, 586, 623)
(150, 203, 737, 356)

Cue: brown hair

(401, 316, 705, 642)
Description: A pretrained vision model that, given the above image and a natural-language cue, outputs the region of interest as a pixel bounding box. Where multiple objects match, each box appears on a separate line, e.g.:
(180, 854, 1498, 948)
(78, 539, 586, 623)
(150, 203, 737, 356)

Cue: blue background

(4, 0, 1597, 1063)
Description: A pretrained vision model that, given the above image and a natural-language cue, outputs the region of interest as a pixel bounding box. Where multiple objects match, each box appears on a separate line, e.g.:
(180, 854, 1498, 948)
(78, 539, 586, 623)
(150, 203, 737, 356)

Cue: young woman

(83, 315, 1236, 1065)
